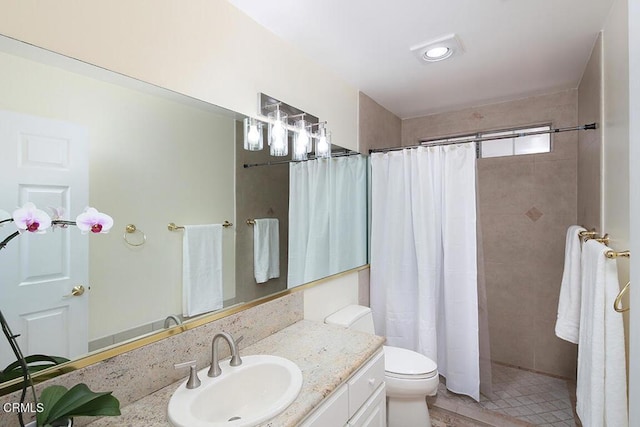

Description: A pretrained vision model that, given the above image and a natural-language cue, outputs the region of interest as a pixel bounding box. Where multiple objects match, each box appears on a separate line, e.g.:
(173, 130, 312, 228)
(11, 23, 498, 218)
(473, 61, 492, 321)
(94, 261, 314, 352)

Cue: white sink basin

(167, 355, 303, 427)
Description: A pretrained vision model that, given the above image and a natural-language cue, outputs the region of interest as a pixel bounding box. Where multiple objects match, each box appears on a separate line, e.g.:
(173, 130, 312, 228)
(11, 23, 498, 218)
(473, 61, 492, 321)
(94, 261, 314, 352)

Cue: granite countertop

(87, 319, 385, 427)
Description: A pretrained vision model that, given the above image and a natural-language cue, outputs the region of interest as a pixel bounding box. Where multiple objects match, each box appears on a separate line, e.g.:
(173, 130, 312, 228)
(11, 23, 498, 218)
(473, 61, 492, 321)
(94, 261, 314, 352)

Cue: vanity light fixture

(243, 117, 264, 151)
(292, 118, 311, 161)
(315, 124, 331, 158)
(410, 33, 463, 64)
(268, 106, 288, 157)
(258, 93, 330, 160)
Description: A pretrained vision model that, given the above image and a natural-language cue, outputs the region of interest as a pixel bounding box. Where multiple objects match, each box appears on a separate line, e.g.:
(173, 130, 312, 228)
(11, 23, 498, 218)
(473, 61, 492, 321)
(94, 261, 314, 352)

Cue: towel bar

(578, 229, 598, 238)
(124, 224, 146, 246)
(605, 250, 630, 259)
(584, 233, 609, 244)
(614, 281, 630, 313)
(168, 221, 233, 231)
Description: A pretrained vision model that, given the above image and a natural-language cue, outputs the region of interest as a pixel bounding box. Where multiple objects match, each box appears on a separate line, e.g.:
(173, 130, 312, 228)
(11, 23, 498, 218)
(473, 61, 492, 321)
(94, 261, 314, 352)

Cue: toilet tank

(324, 305, 375, 334)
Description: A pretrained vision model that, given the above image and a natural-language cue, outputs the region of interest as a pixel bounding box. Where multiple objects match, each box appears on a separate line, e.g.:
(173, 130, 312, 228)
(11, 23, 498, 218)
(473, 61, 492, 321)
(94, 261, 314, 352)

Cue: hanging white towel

(182, 224, 223, 317)
(576, 240, 628, 427)
(555, 225, 586, 343)
(254, 218, 280, 283)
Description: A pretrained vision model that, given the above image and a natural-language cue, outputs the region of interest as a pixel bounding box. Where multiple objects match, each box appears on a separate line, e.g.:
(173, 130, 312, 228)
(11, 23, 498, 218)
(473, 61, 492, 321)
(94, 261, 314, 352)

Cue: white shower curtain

(370, 143, 480, 401)
(288, 155, 367, 288)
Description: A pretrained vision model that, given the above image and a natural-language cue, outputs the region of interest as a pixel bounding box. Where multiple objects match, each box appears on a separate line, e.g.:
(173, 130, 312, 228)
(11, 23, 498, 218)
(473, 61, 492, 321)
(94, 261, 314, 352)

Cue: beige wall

(0, 0, 358, 153)
(402, 90, 579, 378)
(602, 0, 631, 385)
(358, 92, 401, 152)
(577, 34, 603, 230)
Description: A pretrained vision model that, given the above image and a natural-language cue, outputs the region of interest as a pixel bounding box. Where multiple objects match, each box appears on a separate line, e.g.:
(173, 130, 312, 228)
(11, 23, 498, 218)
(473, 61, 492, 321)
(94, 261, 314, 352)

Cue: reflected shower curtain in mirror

(370, 144, 480, 401)
(288, 155, 367, 288)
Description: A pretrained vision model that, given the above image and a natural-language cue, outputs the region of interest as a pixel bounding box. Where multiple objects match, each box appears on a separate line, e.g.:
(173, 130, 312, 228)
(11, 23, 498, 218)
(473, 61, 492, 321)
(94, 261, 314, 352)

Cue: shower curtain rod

(243, 150, 360, 168)
(369, 122, 597, 154)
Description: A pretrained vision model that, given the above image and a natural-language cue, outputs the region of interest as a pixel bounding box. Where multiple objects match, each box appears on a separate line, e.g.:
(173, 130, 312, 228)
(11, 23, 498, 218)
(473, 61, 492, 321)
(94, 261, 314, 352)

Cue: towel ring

(614, 281, 630, 313)
(124, 224, 146, 247)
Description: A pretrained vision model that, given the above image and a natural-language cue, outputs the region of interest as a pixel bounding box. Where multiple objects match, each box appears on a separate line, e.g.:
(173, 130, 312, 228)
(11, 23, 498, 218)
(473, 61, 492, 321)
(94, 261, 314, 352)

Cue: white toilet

(325, 305, 439, 427)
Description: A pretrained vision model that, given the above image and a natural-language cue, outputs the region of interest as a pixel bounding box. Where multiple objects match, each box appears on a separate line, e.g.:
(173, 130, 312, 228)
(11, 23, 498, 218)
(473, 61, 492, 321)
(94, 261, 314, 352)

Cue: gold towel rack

(246, 219, 256, 225)
(579, 229, 598, 238)
(584, 233, 609, 244)
(614, 281, 630, 313)
(605, 250, 630, 259)
(167, 222, 184, 231)
(578, 228, 611, 244)
(604, 248, 631, 312)
(168, 221, 233, 231)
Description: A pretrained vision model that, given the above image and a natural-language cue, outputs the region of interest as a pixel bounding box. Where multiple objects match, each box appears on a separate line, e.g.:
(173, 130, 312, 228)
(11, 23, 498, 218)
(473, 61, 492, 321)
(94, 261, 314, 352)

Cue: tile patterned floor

(430, 363, 579, 427)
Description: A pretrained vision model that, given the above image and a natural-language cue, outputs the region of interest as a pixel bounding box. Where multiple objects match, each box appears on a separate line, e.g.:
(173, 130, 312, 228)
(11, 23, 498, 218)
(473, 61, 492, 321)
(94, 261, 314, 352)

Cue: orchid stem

(0, 220, 78, 251)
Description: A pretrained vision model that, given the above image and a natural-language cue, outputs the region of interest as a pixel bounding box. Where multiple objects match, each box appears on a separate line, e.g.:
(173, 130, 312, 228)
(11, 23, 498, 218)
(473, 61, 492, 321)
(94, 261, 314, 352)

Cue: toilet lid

(384, 346, 438, 377)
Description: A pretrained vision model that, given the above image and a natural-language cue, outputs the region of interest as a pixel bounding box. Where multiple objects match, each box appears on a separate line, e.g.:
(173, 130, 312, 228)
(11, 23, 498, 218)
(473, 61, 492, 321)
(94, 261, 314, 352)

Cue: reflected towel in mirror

(182, 224, 223, 317)
(254, 218, 280, 283)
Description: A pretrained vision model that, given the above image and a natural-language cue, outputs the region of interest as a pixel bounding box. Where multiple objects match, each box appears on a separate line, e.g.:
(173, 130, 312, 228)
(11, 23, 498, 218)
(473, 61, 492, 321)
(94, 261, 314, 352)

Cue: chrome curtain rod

(369, 123, 597, 154)
(243, 151, 360, 169)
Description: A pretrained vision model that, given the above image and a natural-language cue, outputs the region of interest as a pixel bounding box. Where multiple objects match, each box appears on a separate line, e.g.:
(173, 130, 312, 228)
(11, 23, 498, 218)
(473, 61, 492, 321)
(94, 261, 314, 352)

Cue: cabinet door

(348, 384, 386, 427)
(347, 351, 385, 417)
(299, 384, 349, 427)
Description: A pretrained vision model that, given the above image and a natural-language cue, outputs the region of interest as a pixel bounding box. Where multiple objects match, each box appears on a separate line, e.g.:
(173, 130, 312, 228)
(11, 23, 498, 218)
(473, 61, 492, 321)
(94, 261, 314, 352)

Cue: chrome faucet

(164, 314, 182, 328)
(208, 332, 242, 377)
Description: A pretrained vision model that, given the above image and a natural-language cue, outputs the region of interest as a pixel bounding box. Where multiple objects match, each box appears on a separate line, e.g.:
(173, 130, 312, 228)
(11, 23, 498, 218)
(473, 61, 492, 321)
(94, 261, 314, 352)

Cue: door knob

(64, 285, 85, 298)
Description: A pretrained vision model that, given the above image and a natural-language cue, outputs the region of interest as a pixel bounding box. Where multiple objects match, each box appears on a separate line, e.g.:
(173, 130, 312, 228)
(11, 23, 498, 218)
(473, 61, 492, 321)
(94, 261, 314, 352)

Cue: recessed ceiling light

(425, 46, 451, 60)
(410, 34, 463, 64)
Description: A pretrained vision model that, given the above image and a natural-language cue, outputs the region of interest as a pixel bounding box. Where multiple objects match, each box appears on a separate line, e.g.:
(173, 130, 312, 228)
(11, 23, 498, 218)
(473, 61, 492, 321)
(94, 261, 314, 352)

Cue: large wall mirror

(0, 35, 367, 392)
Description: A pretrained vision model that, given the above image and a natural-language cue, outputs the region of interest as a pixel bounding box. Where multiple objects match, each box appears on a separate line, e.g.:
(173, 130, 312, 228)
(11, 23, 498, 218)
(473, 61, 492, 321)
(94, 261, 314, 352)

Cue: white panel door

(0, 109, 89, 366)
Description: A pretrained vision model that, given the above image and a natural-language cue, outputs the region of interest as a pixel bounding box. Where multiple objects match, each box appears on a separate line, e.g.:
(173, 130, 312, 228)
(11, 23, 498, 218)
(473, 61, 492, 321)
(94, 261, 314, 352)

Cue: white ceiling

(226, 0, 614, 119)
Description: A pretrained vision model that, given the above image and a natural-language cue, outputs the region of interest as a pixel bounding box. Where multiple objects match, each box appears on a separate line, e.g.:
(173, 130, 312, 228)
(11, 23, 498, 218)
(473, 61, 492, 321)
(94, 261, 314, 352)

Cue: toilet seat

(383, 345, 438, 380)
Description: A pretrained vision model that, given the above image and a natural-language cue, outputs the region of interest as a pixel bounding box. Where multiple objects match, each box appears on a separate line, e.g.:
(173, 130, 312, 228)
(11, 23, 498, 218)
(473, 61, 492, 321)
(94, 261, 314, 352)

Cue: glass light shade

(292, 119, 310, 161)
(315, 128, 331, 158)
(268, 109, 288, 156)
(425, 46, 450, 59)
(243, 117, 264, 151)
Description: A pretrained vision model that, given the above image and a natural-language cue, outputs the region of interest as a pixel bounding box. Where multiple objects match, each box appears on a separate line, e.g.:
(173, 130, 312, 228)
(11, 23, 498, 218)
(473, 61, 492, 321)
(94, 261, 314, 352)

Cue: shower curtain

(370, 143, 481, 401)
(288, 155, 367, 288)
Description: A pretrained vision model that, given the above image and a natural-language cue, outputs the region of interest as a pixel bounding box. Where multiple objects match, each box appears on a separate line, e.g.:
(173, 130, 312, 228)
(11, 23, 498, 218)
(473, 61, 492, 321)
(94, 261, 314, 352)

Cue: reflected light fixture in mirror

(243, 117, 264, 151)
(268, 107, 288, 156)
(315, 124, 331, 158)
(292, 118, 310, 161)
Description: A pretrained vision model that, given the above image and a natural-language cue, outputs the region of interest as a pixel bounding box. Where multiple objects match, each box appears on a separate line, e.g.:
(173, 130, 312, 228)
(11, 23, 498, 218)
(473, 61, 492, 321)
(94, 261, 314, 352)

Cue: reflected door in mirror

(0, 110, 89, 366)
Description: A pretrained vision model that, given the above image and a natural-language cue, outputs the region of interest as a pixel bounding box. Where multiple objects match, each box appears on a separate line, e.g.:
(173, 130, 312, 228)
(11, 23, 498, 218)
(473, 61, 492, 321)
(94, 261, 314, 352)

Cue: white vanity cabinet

(300, 350, 386, 427)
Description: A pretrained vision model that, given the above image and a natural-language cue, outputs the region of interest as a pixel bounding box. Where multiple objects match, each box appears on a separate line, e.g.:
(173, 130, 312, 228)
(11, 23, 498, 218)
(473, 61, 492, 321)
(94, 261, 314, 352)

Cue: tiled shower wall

(401, 90, 579, 378)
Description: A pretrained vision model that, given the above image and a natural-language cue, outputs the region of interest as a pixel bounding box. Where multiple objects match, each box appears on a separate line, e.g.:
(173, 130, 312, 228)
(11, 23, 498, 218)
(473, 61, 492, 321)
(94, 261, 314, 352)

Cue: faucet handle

(174, 360, 201, 389)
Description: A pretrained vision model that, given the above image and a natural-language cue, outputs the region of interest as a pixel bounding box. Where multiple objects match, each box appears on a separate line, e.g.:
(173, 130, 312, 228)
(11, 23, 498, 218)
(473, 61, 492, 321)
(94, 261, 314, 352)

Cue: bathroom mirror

(0, 35, 367, 391)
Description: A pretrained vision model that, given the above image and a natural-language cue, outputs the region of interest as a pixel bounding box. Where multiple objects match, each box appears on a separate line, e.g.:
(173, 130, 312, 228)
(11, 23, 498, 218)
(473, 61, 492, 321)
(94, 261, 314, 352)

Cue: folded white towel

(254, 218, 280, 283)
(555, 225, 586, 343)
(182, 224, 223, 317)
(576, 240, 628, 427)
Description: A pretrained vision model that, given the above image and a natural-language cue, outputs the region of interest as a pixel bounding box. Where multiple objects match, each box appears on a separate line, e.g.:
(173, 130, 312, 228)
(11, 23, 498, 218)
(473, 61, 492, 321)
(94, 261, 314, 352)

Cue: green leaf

(0, 354, 70, 382)
(38, 383, 121, 425)
(65, 393, 121, 417)
(37, 385, 69, 426)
